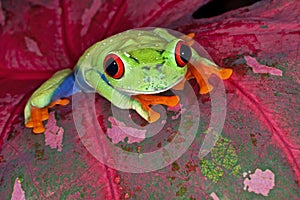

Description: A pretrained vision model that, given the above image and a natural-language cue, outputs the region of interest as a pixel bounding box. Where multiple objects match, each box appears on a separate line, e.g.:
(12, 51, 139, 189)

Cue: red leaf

(0, 0, 299, 199)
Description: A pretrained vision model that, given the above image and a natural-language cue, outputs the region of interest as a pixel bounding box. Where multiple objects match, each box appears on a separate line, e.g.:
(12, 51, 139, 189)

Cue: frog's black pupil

(180, 44, 192, 63)
(105, 57, 118, 76)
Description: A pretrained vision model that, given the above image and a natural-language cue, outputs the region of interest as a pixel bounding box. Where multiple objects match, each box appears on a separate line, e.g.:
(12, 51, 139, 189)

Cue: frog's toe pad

(165, 96, 180, 107)
(148, 109, 161, 123)
(48, 99, 69, 108)
(219, 68, 233, 80)
(25, 121, 34, 128)
(25, 121, 45, 134)
(33, 126, 46, 134)
(200, 84, 214, 94)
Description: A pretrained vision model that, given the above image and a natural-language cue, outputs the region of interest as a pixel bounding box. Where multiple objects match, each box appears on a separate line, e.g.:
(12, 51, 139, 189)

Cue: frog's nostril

(142, 66, 150, 71)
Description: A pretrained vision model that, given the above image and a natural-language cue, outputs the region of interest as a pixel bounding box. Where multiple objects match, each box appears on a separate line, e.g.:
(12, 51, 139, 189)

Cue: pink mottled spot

(243, 168, 275, 196)
(107, 117, 146, 144)
(167, 104, 186, 120)
(44, 112, 64, 152)
(167, 103, 181, 112)
(244, 56, 282, 76)
(210, 192, 220, 200)
(124, 192, 130, 199)
(11, 178, 25, 200)
(24, 37, 43, 56)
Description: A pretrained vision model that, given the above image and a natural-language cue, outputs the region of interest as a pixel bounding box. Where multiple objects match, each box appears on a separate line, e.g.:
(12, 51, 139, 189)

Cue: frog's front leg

(25, 69, 76, 134)
(85, 70, 179, 123)
(132, 94, 180, 122)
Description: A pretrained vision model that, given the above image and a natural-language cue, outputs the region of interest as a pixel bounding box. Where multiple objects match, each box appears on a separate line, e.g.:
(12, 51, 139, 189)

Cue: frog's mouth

(114, 76, 185, 95)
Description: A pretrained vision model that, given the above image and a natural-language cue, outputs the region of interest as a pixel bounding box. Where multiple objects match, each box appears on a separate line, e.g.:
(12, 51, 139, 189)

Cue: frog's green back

(76, 28, 188, 94)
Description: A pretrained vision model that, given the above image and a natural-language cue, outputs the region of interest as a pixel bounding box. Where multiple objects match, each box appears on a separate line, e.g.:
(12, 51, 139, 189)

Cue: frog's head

(103, 39, 191, 94)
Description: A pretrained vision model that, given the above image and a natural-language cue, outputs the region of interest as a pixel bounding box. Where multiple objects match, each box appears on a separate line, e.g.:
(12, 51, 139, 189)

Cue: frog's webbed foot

(173, 61, 232, 94)
(132, 94, 180, 123)
(25, 99, 69, 134)
(188, 62, 232, 94)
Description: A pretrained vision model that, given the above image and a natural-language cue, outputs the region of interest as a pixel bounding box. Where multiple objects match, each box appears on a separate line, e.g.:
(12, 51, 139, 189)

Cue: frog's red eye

(104, 54, 124, 79)
(175, 41, 192, 67)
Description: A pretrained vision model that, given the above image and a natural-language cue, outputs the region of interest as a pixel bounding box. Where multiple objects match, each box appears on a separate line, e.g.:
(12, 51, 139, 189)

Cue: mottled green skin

(77, 28, 187, 94)
(24, 28, 202, 123)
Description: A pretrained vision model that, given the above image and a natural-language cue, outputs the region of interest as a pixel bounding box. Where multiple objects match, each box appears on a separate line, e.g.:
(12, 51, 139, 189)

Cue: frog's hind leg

(173, 59, 232, 94)
(188, 59, 232, 94)
(25, 69, 78, 134)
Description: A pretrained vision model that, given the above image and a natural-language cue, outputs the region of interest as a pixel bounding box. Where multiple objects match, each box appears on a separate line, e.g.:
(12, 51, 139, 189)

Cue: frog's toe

(200, 83, 214, 94)
(26, 121, 45, 134)
(41, 107, 49, 121)
(25, 120, 34, 128)
(26, 98, 69, 134)
(166, 96, 180, 107)
(48, 99, 70, 108)
(219, 68, 233, 80)
(148, 109, 161, 123)
(33, 125, 46, 134)
(25, 106, 46, 134)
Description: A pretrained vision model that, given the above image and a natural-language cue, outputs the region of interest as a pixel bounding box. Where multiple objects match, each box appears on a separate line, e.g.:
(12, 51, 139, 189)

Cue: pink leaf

(210, 192, 220, 200)
(44, 112, 64, 152)
(167, 104, 187, 120)
(244, 56, 282, 76)
(167, 103, 182, 112)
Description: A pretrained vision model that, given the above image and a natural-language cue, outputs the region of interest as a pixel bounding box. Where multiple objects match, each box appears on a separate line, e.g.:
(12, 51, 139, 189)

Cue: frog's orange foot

(25, 99, 69, 134)
(186, 62, 233, 94)
(133, 94, 180, 123)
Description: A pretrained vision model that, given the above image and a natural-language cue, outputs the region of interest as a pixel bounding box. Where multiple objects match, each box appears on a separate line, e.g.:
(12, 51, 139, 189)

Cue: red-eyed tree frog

(24, 28, 232, 134)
